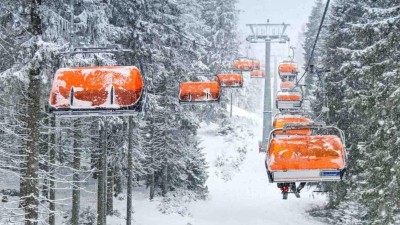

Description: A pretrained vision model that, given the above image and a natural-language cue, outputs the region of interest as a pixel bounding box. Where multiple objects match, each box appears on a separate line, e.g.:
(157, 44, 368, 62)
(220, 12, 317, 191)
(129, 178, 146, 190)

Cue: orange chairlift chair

(265, 123, 347, 183)
(216, 73, 244, 88)
(49, 66, 144, 117)
(280, 81, 295, 91)
(273, 115, 313, 135)
(250, 70, 265, 78)
(179, 81, 221, 103)
(278, 61, 298, 81)
(276, 91, 302, 110)
(233, 58, 260, 71)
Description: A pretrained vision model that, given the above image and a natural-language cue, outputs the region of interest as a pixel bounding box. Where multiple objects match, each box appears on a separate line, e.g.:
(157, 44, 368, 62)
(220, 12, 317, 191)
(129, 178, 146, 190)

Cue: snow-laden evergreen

(304, 0, 400, 224)
(0, 0, 239, 224)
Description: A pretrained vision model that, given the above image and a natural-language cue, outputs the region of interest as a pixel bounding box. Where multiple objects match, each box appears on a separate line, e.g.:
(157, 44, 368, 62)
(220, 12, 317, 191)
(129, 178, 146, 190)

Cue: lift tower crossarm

(245, 22, 290, 152)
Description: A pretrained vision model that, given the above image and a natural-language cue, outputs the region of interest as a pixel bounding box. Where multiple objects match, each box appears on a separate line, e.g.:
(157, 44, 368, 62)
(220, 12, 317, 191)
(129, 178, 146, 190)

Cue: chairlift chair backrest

(276, 91, 303, 110)
(273, 116, 312, 135)
(179, 81, 221, 103)
(265, 125, 347, 182)
(267, 134, 346, 170)
(276, 91, 302, 102)
(250, 70, 265, 78)
(280, 81, 295, 91)
(233, 58, 260, 71)
(278, 62, 299, 76)
(216, 73, 243, 88)
(49, 66, 144, 116)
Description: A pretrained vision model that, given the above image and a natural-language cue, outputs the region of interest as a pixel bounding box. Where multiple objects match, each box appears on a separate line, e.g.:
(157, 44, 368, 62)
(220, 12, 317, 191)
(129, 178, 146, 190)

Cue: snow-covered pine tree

(309, 0, 400, 223)
(302, 0, 325, 114)
(346, 2, 400, 224)
(0, 0, 239, 223)
(198, 0, 240, 123)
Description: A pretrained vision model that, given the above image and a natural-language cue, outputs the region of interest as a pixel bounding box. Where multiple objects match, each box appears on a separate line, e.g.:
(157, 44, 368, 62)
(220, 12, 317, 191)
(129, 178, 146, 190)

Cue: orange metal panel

(278, 62, 298, 75)
(268, 135, 346, 171)
(273, 116, 312, 135)
(179, 81, 221, 102)
(49, 66, 143, 110)
(250, 70, 265, 78)
(216, 73, 243, 87)
(276, 92, 302, 101)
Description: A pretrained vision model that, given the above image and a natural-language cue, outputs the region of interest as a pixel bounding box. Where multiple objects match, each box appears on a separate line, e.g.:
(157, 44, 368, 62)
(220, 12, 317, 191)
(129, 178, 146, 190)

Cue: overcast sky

(236, 0, 317, 64)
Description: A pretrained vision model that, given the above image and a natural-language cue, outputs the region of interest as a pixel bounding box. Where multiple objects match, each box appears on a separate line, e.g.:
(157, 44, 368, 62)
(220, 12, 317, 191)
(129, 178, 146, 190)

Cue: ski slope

(132, 106, 327, 225)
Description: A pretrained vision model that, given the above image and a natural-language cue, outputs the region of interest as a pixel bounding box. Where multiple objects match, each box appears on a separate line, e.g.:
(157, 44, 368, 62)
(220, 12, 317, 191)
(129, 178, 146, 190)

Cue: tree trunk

(161, 163, 168, 197)
(126, 117, 134, 225)
(23, 1, 43, 223)
(24, 65, 41, 225)
(114, 170, 123, 197)
(71, 119, 81, 225)
(97, 120, 107, 225)
(106, 165, 114, 215)
(149, 171, 155, 200)
(41, 106, 50, 201)
(49, 116, 57, 225)
(19, 145, 26, 209)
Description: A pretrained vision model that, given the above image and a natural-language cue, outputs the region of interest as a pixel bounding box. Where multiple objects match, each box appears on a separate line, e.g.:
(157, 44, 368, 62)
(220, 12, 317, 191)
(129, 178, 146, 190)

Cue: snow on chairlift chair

(278, 61, 298, 81)
(179, 81, 221, 103)
(250, 70, 265, 78)
(276, 91, 302, 110)
(49, 66, 144, 117)
(265, 123, 347, 183)
(216, 73, 243, 88)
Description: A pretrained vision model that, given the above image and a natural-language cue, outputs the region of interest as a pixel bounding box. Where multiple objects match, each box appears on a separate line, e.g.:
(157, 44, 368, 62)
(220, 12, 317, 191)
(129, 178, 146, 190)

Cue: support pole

(261, 41, 272, 150)
(245, 22, 289, 151)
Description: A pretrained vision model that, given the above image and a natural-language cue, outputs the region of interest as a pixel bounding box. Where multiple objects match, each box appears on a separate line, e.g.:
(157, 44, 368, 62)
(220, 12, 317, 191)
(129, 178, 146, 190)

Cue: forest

(0, 0, 399, 225)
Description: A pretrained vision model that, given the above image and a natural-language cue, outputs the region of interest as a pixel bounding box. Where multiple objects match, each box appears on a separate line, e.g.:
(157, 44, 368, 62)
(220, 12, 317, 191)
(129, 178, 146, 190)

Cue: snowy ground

(131, 106, 328, 225)
(0, 106, 328, 225)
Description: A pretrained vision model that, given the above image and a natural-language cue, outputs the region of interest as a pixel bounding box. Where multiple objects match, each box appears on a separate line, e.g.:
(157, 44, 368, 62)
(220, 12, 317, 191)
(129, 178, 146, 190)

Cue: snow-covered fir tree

(0, 0, 240, 224)
(306, 0, 400, 224)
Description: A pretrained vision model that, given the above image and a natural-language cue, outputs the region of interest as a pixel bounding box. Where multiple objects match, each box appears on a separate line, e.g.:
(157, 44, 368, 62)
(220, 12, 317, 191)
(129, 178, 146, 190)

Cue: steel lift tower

(246, 21, 290, 151)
